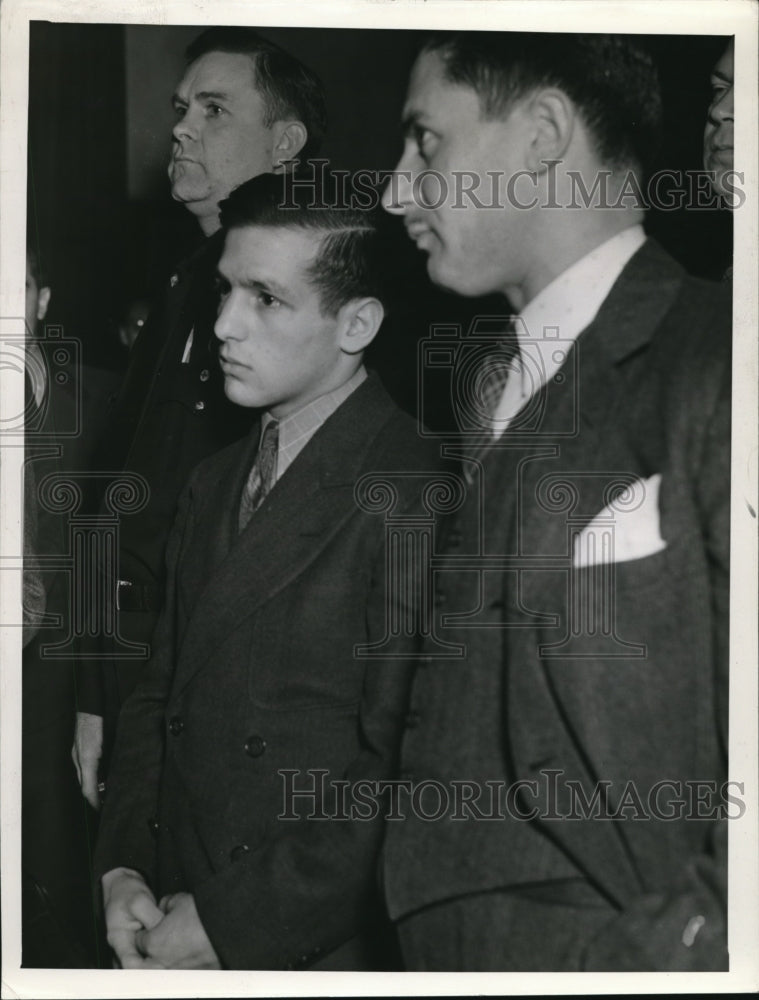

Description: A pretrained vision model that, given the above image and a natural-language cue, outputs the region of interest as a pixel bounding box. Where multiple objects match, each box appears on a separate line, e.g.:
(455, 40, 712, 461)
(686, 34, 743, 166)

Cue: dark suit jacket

(94, 375, 441, 969)
(383, 239, 731, 970)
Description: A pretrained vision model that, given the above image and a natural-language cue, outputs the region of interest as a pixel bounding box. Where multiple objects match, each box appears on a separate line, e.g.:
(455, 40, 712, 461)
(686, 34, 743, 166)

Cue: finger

(131, 893, 164, 931)
(158, 894, 174, 913)
(108, 929, 145, 969)
(134, 927, 148, 956)
(82, 764, 101, 811)
(120, 951, 156, 969)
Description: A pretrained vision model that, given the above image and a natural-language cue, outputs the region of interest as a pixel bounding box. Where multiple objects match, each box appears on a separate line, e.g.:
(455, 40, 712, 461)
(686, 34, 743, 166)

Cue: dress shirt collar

(492, 225, 646, 436)
(260, 365, 368, 483)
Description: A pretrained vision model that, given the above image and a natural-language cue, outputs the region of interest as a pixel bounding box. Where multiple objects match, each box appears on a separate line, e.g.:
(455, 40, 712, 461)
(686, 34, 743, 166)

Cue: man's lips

(405, 220, 436, 249)
(219, 355, 247, 371)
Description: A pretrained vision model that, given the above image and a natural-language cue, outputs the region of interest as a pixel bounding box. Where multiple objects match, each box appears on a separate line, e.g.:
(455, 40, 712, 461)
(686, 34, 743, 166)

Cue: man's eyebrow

(172, 89, 232, 106)
(238, 276, 290, 299)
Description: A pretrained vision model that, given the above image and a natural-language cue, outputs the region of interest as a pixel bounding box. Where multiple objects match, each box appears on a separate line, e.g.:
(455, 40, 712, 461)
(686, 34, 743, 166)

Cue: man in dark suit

(73, 28, 327, 809)
(94, 172, 440, 970)
(380, 32, 731, 970)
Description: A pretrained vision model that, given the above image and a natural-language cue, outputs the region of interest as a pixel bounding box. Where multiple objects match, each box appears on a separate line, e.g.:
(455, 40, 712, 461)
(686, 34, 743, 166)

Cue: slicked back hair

(186, 27, 327, 163)
(219, 171, 384, 317)
(422, 32, 663, 176)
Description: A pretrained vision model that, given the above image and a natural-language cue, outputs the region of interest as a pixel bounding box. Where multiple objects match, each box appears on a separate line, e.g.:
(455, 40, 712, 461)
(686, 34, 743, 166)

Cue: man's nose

(381, 152, 415, 216)
(712, 87, 734, 124)
(172, 109, 200, 144)
(214, 293, 244, 342)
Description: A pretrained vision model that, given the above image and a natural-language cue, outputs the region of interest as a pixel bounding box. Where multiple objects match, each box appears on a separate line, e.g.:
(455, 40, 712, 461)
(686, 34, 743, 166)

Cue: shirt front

(492, 224, 646, 438)
(259, 365, 368, 485)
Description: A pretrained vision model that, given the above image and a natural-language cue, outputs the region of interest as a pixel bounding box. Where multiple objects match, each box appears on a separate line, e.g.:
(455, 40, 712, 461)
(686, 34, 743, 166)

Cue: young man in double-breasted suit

(380, 32, 732, 971)
(94, 172, 441, 970)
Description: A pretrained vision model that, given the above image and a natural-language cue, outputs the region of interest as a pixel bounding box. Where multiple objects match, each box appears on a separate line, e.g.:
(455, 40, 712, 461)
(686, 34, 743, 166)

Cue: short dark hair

(422, 32, 662, 175)
(186, 27, 327, 162)
(219, 172, 384, 316)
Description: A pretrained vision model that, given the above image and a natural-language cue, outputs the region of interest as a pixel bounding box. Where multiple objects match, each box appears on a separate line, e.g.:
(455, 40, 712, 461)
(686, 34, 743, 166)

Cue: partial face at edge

(703, 39, 734, 199)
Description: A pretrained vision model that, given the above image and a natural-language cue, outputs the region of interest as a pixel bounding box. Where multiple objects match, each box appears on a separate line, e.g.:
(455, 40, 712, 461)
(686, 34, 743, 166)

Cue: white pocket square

(573, 474, 666, 568)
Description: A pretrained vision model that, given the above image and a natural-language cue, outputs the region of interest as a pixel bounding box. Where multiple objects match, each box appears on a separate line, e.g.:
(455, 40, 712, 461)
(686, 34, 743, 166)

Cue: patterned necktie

(238, 419, 279, 531)
(463, 321, 520, 480)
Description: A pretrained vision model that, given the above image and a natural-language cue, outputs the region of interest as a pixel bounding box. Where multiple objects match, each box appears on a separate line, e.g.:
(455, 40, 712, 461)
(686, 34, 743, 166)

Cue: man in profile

(94, 172, 438, 970)
(381, 32, 730, 971)
(73, 28, 327, 806)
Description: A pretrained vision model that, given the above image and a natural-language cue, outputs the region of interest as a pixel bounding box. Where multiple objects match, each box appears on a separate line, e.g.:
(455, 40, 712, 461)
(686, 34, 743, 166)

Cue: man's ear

(271, 121, 308, 171)
(336, 297, 384, 355)
(37, 287, 51, 322)
(524, 88, 575, 173)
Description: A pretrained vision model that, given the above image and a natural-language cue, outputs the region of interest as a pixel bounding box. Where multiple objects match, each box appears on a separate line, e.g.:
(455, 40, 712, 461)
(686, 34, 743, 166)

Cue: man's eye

(257, 291, 280, 309)
(173, 104, 187, 120)
(415, 127, 436, 158)
(213, 276, 230, 297)
(206, 103, 225, 118)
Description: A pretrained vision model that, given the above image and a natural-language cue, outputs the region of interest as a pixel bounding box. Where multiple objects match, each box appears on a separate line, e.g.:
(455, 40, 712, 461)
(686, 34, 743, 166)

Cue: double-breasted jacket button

(199, 368, 210, 382)
(147, 817, 160, 838)
(230, 843, 250, 863)
(244, 735, 267, 758)
(168, 716, 184, 736)
(194, 400, 205, 412)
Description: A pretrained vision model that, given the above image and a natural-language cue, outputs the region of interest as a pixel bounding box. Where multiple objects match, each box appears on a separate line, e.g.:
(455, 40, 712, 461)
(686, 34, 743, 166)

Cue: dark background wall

(28, 23, 731, 382)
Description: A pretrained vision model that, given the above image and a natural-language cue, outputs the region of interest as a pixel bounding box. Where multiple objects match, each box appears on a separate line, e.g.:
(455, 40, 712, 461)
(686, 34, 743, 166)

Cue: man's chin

(223, 378, 259, 409)
(427, 256, 483, 298)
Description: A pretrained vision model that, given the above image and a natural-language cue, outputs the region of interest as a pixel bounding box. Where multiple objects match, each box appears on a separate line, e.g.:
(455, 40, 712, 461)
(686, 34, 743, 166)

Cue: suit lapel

(174, 376, 395, 694)
(514, 238, 684, 566)
(505, 240, 688, 902)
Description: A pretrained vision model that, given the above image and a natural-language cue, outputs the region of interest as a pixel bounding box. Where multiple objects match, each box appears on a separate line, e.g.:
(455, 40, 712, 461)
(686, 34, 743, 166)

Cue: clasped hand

(103, 868, 221, 969)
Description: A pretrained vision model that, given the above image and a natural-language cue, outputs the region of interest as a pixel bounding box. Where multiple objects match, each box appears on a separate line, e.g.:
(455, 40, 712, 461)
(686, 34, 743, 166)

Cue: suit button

(168, 716, 184, 736)
(405, 709, 420, 729)
(194, 400, 205, 412)
(244, 735, 266, 758)
(230, 843, 250, 863)
(199, 368, 210, 382)
(147, 817, 160, 838)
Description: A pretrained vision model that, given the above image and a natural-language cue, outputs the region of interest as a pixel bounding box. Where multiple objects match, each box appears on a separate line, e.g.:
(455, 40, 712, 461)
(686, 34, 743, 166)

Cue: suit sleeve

(576, 313, 732, 972)
(92, 479, 195, 886)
